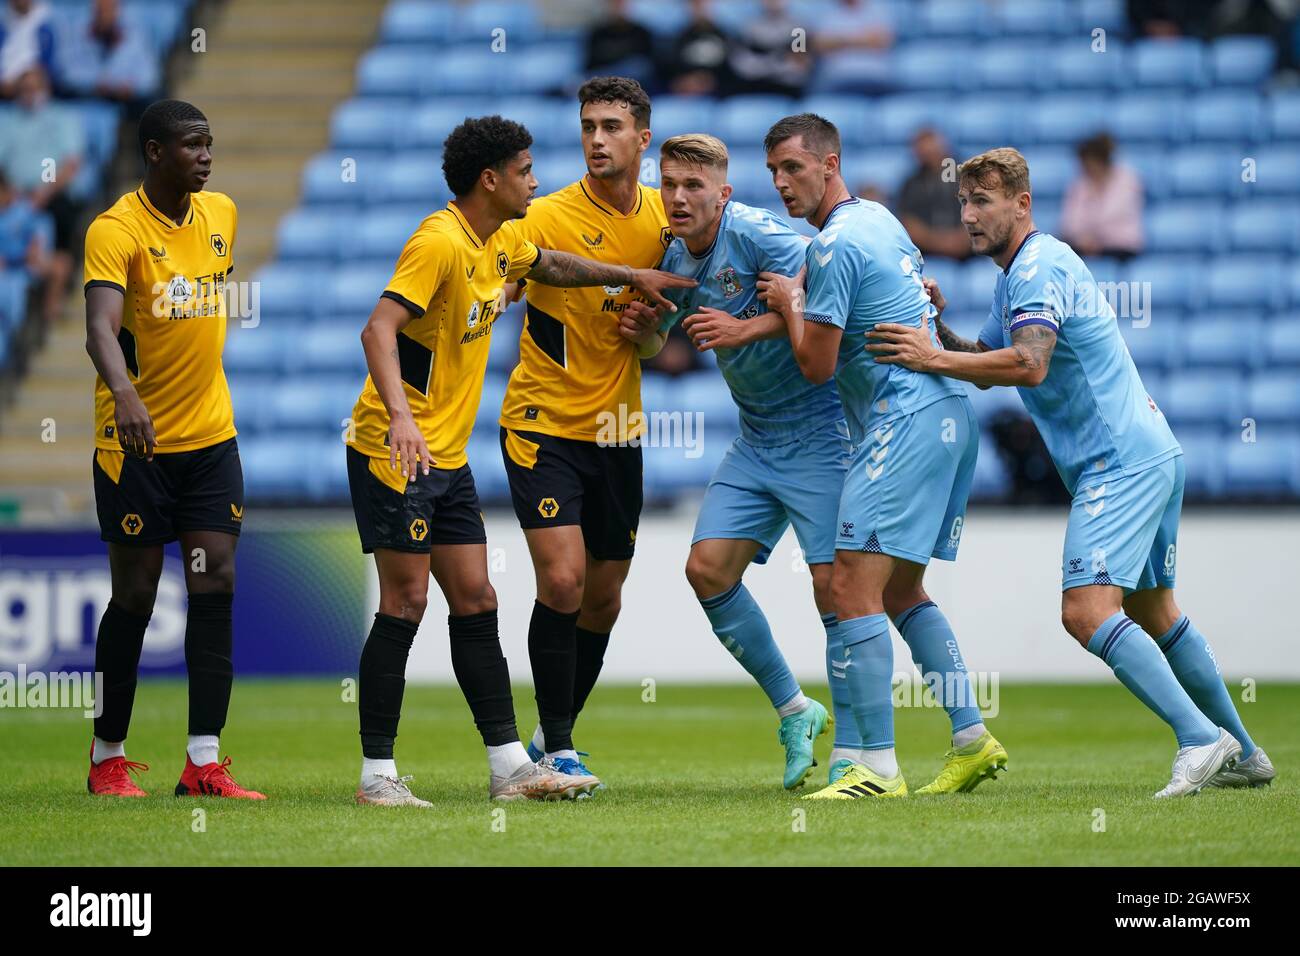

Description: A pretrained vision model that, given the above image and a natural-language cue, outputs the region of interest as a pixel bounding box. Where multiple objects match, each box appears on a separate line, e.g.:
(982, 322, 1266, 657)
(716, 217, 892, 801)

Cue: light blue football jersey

(977, 230, 1181, 494)
(802, 198, 965, 442)
(659, 200, 843, 446)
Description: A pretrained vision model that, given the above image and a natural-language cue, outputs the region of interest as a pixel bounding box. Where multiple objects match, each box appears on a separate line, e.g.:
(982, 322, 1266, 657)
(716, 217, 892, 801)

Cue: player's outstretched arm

(525, 248, 696, 311)
(868, 313, 1056, 388)
(85, 285, 156, 460)
(682, 308, 787, 352)
(359, 296, 432, 478)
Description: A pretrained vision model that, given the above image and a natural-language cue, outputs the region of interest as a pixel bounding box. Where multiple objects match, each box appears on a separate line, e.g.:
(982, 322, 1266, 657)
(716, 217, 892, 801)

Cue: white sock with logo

(186, 735, 219, 767)
(488, 742, 532, 778)
(92, 738, 125, 764)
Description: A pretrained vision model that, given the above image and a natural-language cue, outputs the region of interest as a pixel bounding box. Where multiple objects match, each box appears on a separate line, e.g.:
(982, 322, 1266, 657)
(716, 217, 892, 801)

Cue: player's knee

(537, 569, 583, 613)
(685, 552, 734, 599)
(450, 580, 497, 617)
(381, 583, 429, 623)
(1060, 600, 1106, 648)
(113, 582, 158, 617)
(583, 588, 622, 630)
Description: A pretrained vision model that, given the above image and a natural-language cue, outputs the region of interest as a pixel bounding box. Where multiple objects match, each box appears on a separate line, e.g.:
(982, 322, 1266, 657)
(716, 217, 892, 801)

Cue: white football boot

(490, 757, 599, 801)
(355, 774, 433, 808)
(1208, 747, 1276, 788)
(1153, 728, 1242, 799)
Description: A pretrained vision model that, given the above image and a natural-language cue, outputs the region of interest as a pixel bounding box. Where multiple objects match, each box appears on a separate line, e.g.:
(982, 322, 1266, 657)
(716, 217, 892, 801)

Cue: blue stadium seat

(356, 48, 425, 97)
(1210, 36, 1276, 86)
(717, 96, 797, 146)
(1074, 0, 1126, 34)
(841, 150, 912, 198)
(959, 258, 1003, 309)
(1123, 146, 1171, 199)
(252, 264, 322, 319)
(950, 95, 1025, 144)
(267, 377, 356, 431)
(466, 434, 509, 501)
(1160, 370, 1245, 428)
(354, 206, 428, 261)
(1132, 38, 1207, 89)
(501, 42, 580, 94)
(368, 154, 449, 205)
(673, 371, 738, 427)
(492, 97, 573, 147)
(331, 99, 407, 149)
(1245, 372, 1300, 424)
(1174, 427, 1225, 498)
(628, 0, 690, 37)
(1120, 320, 1181, 372)
(380, 0, 457, 44)
(1189, 92, 1265, 142)
(1169, 145, 1246, 197)
(1267, 91, 1300, 140)
(870, 95, 947, 144)
(1205, 256, 1286, 309)
(972, 42, 1029, 92)
(1109, 94, 1187, 144)
(297, 327, 368, 377)
(409, 99, 495, 148)
(1222, 429, 1300, 497)
(531, 150, 588, 194)
(423, 48, 506, 95)
(710, 0, 764, 34)
(330, 265, 395, 319)
(651, 97, 718, 142)
(242, 436, 337, 500)
(1145, 200, 1225, 254)
(965, 381, 1025, 425)
(1227, 203, 1300, 253)
(1249, 146, 1300, 196)
(227, 377, 277, 434)
(1182, 318, 1263, 370)
(1017, 147, 1075, 198)
(726, 148, 778, 205)
(991, 0, 1068, 37)
(276, 209, 345, 261)
(801, 96, 873, 146)
(1025, 95, 1107, 144)
(224, 328, 288, 375)
(459, 1, 542, 44)
(812, 50, 898, 95)
(1125, 256, 1201, 311)
(1048, 39, 1129, 91)
(475, 373, 509, 430)
(1264, 320, 1300, 366)
(302, 151, 380, 205)
(919, 0, 986, 39)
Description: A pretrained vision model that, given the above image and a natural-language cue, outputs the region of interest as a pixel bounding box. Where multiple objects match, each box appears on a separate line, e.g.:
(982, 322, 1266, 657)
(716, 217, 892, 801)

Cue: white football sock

(545, 748, 579, 763)
(487, 742, 532, 778)
(361, 757, 397, 785)
(776, 692, 810, 719)
(829, 747, 859, 768)
(187, 735, 219, 767)
(858, 747, 899, 778)
(953, 723, 987, 749)
(92, 737, 124, 764)
(530, 725, 545, 752)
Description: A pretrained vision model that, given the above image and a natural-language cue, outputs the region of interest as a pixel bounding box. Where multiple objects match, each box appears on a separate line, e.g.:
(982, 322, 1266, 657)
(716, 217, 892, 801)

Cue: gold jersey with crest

(348, 202, 540, 474)
(499, 178, 670, 443)
(84, 188, 237, 453)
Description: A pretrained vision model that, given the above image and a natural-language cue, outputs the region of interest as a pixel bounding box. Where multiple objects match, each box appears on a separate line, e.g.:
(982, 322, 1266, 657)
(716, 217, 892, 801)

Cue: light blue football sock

(839, 613, 895, 750)
(894, 600, 983, 735)
(1087, 611, 1219, 748)
(1157, 615, 1256, 759)
(823, 612, 863, 748)
(700, 581, 800, 710)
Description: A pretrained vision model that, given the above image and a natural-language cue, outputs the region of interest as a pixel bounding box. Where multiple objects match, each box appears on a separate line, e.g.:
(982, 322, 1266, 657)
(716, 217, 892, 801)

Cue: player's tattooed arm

(934, 318, 988, 355)
(86, 284, 156, 460)
(869, 313, 1054, 388)
(526, 249, 696, 311)
(1009, 323, 1057, 383)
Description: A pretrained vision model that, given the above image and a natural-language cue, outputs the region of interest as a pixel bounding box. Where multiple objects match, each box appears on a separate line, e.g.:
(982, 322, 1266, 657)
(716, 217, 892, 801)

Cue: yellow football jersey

(499, 178, 671, 443)
(84, 188, 237, 453)
(348, 202, 540, 471)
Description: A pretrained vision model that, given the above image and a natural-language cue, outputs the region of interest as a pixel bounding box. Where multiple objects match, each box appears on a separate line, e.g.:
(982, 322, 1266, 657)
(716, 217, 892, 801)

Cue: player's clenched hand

(113, 387, 156, 461)
(922, 277, 946, 317)
(756, 267, 805, 317)
(866, 312, 940, 371)
(682, 307, 748, 352)
(502, 280, 524, 304)
(618, 298, 662, 345)
(387, 413, 432, 479)
(628, 268, 695, 312)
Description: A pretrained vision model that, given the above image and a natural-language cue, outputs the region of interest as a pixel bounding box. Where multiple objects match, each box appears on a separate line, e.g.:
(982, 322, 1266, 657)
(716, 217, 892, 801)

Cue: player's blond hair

(958, 147, 1031, 198)
(660, 133, 729, 173)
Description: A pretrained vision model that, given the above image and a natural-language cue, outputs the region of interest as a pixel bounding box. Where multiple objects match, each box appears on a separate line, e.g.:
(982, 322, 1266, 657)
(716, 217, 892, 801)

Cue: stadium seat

(628, 0, 690, 36)
(1048, 39, 1129, 91)
(841, 149, 912, 198)
(1182, 318, 1263, 371)
(302, 151, 381, 205)
(423, 48, 507, 95)
(1245, 372, 1300, 424)
(380, 0, 457, 44)
(1267, 91, 1300, 140)
(1210, 36, 1277, 86)
(1174, 427, 1225, 498)
(224, 327, 289, 375)
(812, 50, 898, 95)
(298, 327, 368, 377)
(331, 99, 406, 149)
(716, 96, 797, 146)
(970, 434, 1010, 501)
(919, 0, 986, 39)
(501, 42, 581, 94)
(1025, 95, 1108, 144)
(652, 97, 718, 142)
(950, 95, 1026, 145)
(958, 258, 1003, 309)
(1248, 146, 1300, 195)
(1169, 145, 1246, 197)
(991, 0, 1068, 37)
(330, 265, 395, 319)
(276, 209, 345, 261)
(1222, 430, 1300, 497)
(367, 154, 449, 205)
(1264, 320, 1300, 366)
(356, 48, 425, 97)
(1160, 370, 1245, 428)
(531, 150, 589, 194)
(1122, 146, 1172, 199)
(1132, 38, 1206, 89)
(474, 373, 509, 432)
(801, 96, 873, 146)
(1145, 200, 1225, 254)
(1120, 320, 1181, 372)
(1205, 256, 1285, 309)
(1109, 94, 1187, 145)
(1017, 147, 1076, 198)
(971, 42, 1030, 91)
(267, 376, 357, 431)
(485, 98, 571, 147)
(869, 95, 948, 144)
(1226, 203, 1300, 253)
(1074, 0, 1127, 34)
(252, 264, 322, 319)
(1189, 92, 1265, 142)
(354, 206, 428, 262)
(409, 99, 496, 148)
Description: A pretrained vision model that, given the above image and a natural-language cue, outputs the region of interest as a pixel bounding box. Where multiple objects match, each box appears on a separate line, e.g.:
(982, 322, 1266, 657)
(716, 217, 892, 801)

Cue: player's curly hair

(578, 76, 651, 129)
(442, 115, 533, 198)
(138, 99, 208, 161)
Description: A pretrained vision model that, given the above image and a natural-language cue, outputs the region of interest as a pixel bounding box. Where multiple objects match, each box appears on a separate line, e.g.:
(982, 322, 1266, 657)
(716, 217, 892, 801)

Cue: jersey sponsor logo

(537, 497, 558, 519)
(409, 518, 429, 541)
(1163, 544, 1176, 577)
(210, 233, 227, 257)
(230, 503, 243, 522)
(715, 265, 742, 298)
(166, 274, 194, 305)
(738, 304, 759, 319)
(148, 245, 166, 260)
(945, 515, 964, 550)
(841, 520, 854, 537)
(1068, 556, 1084, 574)
(582, 230, 604, 248)
(120, 513, 143, 536)
(496, 251, 509, 277)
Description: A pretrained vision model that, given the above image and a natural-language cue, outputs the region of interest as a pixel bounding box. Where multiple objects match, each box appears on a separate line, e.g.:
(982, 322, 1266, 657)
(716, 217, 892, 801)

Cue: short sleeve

(380, 230, 452, 318)
(743, 213, 807, 279)
(83, 216, 134, 295)
(503, 229, 541, 281)
(802, 236, 862, 329)
(1005, 241, 1065, 334)
(977, 306, 1003, 350)
(654, 243, 692, 332)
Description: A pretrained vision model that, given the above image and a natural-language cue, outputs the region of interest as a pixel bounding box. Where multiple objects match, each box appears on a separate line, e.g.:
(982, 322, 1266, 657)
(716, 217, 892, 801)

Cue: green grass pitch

(2, 680, 1296, 866)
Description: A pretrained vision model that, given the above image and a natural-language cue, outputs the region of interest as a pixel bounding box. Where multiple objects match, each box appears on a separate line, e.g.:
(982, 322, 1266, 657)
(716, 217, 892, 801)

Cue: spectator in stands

(662, 0, 732, 97)
(0, 0, 59, 98)
(583, 0, 656, 89)
(0, 66, 81, 323)
(815, 0, 895, 53)
(897, 127, 970, 260)
(0, 168, 49, 274)
(61, 0, 160, 116)
(1059, 132, 1144, 260)
(728, 0, 814, 97)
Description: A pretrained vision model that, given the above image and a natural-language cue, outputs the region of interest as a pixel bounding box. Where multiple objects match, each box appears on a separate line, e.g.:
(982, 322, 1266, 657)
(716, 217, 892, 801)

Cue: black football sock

(572, 625, 611, 724)
(93, 601, 151, 743)
(528, 600, 579, 753)
(448, 609, 519, 747)
(184, 592, 234, 737)
(358, 613, 418, 759)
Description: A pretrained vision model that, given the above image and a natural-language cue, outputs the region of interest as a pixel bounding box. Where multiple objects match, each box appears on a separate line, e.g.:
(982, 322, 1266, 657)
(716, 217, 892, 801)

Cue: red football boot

(87, 743, 149, 797)
(174, 755, 267, 800)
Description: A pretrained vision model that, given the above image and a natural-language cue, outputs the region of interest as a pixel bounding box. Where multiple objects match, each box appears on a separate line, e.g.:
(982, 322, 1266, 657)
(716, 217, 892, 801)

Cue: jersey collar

(579, 176, 644, 219)
(1002, 229, 1040, 274)
(685, 201, 730, 261)
(135, 187, 195, 230)
(446, 201, 484, 249)
(819, 196, 859, 230)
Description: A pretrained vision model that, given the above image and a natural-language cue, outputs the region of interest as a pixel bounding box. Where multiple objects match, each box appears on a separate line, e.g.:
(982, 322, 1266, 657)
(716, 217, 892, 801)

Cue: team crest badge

(496, 251, 509, 277)
(716, 265, 742, 299)
(660, 226, 672, 248)
(210, 234, 227, 256)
